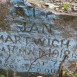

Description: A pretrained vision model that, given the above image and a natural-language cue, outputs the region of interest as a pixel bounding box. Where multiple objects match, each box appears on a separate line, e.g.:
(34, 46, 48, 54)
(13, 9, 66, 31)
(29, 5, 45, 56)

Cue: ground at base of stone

(27, 0, 77, 16)
(0, 69, 58, 77)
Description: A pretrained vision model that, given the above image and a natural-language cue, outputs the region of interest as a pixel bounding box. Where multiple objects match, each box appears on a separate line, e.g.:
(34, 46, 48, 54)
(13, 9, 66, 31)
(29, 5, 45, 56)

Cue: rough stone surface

(0, 1, 77, 74)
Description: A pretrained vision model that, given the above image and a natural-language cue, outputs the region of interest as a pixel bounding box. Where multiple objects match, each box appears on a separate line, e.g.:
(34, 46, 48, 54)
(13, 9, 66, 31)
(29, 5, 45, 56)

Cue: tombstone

(10, 0, 24, 4)
(0, 0, 77, 75)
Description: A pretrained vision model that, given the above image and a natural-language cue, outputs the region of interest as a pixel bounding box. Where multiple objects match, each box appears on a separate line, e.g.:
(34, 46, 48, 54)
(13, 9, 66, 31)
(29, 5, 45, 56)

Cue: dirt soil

(27, 0, 77, 16)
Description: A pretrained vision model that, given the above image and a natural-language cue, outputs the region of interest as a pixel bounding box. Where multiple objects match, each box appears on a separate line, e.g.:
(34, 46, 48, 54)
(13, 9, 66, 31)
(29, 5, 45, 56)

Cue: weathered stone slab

(0, 2, 77, 74)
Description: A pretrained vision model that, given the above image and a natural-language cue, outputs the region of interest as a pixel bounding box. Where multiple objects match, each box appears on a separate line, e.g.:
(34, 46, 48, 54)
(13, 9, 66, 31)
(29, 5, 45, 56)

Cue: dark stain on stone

(15, 7, 25, 16)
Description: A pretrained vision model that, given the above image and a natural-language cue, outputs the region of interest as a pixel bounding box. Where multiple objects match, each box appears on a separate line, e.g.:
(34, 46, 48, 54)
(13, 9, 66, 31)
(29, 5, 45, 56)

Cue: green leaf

(62, 3, 69, 10)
